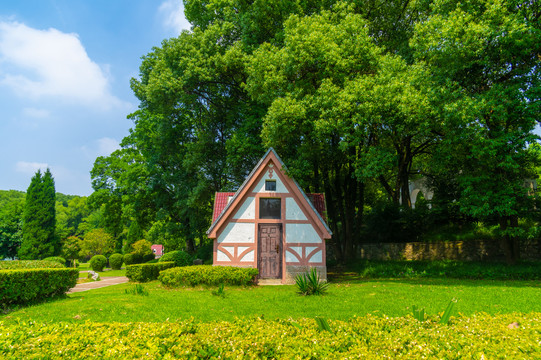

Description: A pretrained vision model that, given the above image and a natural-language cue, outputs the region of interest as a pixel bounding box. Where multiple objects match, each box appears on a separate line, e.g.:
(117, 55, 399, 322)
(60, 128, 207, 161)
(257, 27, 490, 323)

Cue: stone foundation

(284, 265, 327, 284)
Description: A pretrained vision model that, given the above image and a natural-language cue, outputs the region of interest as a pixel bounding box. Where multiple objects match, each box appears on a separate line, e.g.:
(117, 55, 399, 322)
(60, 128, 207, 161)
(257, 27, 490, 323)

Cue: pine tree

(18, 169, 57, 259)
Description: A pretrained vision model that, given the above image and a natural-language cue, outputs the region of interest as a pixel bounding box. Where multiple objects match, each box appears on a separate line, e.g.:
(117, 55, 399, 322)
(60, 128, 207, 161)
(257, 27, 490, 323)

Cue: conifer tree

(18, 169, 57, 259)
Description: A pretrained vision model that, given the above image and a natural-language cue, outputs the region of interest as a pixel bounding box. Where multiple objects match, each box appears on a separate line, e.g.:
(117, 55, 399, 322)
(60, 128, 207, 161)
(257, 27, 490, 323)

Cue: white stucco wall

(285, 198, 307, 220)
(218, 222, 255, 244)
(252, 172, 288, 193)
(233, 197, 255, 219)
(285, 223, 321, 243)
(309, 250, 323, 262)
(217, 249, 231, 261)
(286, 247, 302, 262)
(239, 250, 254, 262)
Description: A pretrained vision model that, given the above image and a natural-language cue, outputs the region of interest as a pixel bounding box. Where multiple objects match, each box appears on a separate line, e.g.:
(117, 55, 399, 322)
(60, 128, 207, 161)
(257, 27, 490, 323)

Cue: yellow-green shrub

(125, 262, 175, 282)
(0, 260, 64, 270)
(159, 265, 258, 286)
(0, 268, 78, 305)
(0, 313, 539, 359)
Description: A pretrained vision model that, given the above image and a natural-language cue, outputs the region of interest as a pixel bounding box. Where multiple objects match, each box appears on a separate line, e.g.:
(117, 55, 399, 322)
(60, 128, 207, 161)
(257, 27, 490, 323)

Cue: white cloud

(15, 161, 49, 175)
(0, 21, 122, 110)
(96, 137, 120, 156)
(159, 0, 191, 34)
(22, 107, 50, 119)
(81, 137, 120, 159)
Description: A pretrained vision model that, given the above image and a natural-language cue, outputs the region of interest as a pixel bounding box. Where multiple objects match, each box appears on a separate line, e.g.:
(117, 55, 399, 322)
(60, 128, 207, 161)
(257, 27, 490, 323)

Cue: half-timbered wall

(213, 159, 327, 283)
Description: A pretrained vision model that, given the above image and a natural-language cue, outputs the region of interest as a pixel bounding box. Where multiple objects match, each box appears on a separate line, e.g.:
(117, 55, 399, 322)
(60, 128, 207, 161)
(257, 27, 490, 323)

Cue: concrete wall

(355, 239, 541, 262)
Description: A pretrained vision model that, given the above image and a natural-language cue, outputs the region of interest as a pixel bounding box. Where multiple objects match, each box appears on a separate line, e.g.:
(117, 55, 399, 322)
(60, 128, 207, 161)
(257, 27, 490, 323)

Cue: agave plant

(295, 268, 329, 296)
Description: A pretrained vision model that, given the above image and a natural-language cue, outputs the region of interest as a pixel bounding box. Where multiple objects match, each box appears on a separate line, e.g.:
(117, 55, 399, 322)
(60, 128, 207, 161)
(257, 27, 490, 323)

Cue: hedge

(0, 260, 65, 270)
(349, 260, 541, 280)
(1, 313, 540, 359)
(43, 257, 67, 266)
(159, 250, 191, 267)
(0, 268, 79, 306)
(159, 265, 258, 286)
(125, 262, 176, 283)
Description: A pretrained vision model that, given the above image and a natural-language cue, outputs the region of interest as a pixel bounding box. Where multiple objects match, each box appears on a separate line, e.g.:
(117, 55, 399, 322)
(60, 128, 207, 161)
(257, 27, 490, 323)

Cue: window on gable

(259, 198, 281, 219)
(265, 180, 276, 191)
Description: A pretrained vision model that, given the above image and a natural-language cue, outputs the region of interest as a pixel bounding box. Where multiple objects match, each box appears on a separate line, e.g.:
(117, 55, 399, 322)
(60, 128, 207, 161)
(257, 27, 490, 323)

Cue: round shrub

(89, 255, 107, 272)
(109, 253, 123, 270)
(159, 250, 192, 267)
(43, 257, 66, 267)
(123, 253, 143, 266)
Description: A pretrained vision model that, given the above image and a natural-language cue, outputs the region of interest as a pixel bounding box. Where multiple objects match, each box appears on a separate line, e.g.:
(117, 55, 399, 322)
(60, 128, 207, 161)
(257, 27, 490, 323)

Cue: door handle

(275, 245, 280, 253)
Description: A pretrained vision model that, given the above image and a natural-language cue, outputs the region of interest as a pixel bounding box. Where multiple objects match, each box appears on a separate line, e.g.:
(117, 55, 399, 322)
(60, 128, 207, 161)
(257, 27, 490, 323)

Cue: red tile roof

(151, 244, 164, 256)
(306, 193, 327, 222)
(212, 192, 236, 222)
(211, 192, 327, 223)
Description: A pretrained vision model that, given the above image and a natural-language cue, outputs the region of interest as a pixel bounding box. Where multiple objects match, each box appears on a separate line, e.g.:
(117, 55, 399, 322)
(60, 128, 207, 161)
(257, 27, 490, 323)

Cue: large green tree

(18, 169, 58, 260)
(412, 0, 541, 262)
(0, 196, 24, 259)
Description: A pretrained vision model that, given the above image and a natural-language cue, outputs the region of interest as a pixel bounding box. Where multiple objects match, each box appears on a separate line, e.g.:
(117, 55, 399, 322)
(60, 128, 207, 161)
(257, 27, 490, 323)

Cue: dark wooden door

(258, 224, 282, 278)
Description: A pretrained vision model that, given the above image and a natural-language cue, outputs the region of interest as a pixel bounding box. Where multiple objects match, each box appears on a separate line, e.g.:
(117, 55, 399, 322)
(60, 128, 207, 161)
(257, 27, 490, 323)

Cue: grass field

(77, 262, 126, 278)
(3, 276, 540, 325)
(2, 264, 540, 358)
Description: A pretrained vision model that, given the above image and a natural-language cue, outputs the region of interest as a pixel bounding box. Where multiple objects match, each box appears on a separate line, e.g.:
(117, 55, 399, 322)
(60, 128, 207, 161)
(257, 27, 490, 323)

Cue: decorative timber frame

(207, 148, 332, 283)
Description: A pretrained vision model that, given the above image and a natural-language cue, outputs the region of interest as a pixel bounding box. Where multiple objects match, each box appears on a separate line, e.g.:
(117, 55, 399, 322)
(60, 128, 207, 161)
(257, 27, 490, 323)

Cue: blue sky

(0, 0, 190, 196)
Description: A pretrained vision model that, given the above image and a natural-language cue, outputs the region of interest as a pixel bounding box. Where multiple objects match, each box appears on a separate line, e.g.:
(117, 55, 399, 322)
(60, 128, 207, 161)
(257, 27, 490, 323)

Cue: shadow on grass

(328, 260, 541, 288)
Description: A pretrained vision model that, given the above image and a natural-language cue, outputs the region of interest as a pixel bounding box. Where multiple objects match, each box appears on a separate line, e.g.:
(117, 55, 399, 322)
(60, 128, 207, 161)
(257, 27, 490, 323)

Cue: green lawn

(3, 278, 540, 325)
(77, 262, 126, 278)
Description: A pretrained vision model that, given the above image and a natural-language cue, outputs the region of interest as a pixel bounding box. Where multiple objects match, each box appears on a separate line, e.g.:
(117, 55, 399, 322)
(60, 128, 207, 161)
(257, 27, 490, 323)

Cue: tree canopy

(86, 0, 540, 263)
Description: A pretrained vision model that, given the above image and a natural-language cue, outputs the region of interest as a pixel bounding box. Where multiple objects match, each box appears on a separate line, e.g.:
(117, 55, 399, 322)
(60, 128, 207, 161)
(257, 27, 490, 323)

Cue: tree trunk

(344, 167, 356, 262)
(499, 216, 519, 264)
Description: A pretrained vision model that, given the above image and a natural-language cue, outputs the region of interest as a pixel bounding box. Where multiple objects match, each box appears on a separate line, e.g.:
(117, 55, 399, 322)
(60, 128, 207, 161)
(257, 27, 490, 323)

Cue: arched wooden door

(258, 224, 282, 278)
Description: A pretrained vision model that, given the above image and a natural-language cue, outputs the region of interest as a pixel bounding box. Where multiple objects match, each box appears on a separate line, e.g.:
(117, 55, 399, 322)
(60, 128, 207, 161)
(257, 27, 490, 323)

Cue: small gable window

(265, 180, 276, 191)
(259, 198, 281, 219)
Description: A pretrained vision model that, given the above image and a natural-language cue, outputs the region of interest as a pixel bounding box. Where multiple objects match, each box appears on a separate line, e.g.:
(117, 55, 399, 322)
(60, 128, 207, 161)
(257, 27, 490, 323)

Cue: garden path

(68, 276, 129, 293)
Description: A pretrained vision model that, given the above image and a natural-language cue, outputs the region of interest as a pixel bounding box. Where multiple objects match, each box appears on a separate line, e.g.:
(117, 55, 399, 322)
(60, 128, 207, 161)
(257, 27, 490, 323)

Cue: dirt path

(68, 276, 129, 293)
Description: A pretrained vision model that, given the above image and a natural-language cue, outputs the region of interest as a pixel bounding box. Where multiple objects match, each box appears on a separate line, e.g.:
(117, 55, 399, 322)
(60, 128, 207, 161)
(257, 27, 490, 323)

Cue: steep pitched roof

(212, 192, 327, 223)
(207, 148, 332, 239)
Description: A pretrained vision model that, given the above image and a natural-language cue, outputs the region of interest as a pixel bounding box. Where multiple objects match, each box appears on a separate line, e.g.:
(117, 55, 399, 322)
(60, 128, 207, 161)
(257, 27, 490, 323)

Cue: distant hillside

(0, 190, 83, 208)
(0, 190, 26, 209)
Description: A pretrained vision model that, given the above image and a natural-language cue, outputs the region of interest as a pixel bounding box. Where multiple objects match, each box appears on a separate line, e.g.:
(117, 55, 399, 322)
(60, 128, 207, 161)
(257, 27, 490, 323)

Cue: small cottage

(207, 148, 332, 284)
(151, 244, 164, 259)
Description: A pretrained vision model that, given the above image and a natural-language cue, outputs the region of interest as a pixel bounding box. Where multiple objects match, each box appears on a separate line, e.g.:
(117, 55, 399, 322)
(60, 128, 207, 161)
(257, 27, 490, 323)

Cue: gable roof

(212, 192, 327, 223)
(207, 148, 332, 239)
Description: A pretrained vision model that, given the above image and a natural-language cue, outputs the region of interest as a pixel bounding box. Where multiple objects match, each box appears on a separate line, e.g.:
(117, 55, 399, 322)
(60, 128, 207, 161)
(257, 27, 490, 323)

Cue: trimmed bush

(159, 265, 258, 287)
(0, 260, 64, 270)
(125, 262, 176, 283)
(43, 257, 66, 266)
(159, 250, 191, 267)
(0, 268, 78, 306)
(109, 253, 123, 270)
(89, 255, 107, 272)
(123, 253, 143, 266)
(1, 313, 540, 359)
